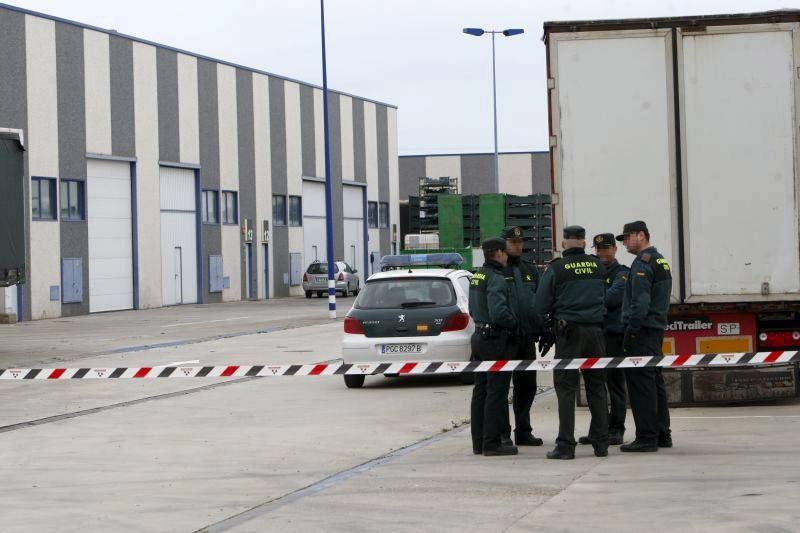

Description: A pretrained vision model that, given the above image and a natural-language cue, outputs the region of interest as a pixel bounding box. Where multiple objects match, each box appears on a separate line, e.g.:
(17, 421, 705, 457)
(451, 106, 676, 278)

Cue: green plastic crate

(479, 194, 505, 242)
(437, 194, 464, 249)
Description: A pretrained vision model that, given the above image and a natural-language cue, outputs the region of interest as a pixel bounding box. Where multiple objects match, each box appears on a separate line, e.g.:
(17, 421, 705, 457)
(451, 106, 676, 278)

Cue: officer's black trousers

(502, 337, 538, 439)
(605, 332, 627, 434)
(470, 334, 513, 452)
(625, 328, 671, 444)
(553, 325, 608, 449)
(471, 372, 488, 453)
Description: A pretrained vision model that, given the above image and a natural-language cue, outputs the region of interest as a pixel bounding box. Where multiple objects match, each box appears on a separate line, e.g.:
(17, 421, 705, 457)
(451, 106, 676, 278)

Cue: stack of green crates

(436, 194, 463, 249)
(504, 194, 553, 265)
(462, 195, 480, 247)
(401, 193, 554, 267)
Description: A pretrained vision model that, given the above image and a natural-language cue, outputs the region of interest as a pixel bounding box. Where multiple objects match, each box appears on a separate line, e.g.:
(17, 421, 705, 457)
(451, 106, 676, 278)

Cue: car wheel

(344, 375, 365, 388)
(304, 290, 312, 299)
(317, 291, 324, 298)
(459, 374, 475, 385)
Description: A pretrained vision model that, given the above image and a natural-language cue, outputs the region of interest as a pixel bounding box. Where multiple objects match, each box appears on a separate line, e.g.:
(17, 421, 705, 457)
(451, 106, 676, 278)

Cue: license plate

(381, 343, 423, 354)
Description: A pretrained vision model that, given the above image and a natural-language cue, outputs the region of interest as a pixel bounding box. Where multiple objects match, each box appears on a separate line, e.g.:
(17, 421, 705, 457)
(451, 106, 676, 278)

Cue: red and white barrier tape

(0, 351, 797, 380)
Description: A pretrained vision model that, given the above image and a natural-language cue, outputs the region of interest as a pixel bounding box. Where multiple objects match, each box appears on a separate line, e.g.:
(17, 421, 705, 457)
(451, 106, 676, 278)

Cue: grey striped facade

(398, 151, 551, 201)
(0, 4, 399, 320)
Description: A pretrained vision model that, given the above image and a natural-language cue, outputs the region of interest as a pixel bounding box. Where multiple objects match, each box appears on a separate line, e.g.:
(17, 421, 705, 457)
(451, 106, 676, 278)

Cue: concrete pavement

(0, 296, 348, 367)
(1, 303, 798, 532)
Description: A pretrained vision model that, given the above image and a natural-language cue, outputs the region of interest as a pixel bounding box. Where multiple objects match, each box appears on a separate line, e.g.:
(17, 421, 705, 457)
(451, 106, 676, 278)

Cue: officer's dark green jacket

(503, 255, 540, 337)
(532, 248, 605, 324)
(603, 259, 629, 334)
(469, 259, 517, 329)
(622, 246, 672, 331)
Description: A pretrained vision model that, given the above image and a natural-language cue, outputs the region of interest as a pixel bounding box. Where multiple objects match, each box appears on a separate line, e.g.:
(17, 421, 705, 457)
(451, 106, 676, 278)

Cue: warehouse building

(0, 4, 399, 321)
(398, 151, 551, 201)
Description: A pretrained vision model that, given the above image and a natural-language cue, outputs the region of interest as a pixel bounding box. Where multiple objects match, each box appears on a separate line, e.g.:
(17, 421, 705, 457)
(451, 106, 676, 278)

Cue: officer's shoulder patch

(640, 253, 651, 263)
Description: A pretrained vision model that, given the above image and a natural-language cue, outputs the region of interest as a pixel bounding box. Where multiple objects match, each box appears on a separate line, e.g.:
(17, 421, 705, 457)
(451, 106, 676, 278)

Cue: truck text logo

(666, 320, 713, 332)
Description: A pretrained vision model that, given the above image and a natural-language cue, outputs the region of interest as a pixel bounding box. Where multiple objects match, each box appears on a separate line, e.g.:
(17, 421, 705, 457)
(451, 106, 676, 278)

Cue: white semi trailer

(544, 11, 800, 402)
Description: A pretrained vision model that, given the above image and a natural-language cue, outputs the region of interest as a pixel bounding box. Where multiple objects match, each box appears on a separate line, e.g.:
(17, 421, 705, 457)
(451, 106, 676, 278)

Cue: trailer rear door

(681, 26, 800, 301)
(549, 30, 680, 300)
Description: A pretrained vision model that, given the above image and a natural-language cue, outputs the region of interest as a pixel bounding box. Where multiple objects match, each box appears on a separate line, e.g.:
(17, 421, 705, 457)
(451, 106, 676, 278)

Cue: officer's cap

(592, 233, 616, 248)
(481, 237, 507, 254)
(501, 226, 527, 241)
(615, 220, 649, 242)
(563, 225, 586, 239)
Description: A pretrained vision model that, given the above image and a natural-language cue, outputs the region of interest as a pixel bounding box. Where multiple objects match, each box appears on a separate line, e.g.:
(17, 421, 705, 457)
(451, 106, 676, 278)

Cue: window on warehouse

(379, 202, 389, 228)
(59, 180, 86, 221)
(273, 195, 286, 226)
(31, 177, 57, 220)
(221, 190, 238, 225)
(288, 196, 302, 226)
(202, 190, 219, 224)
(368, 201, 378, 228)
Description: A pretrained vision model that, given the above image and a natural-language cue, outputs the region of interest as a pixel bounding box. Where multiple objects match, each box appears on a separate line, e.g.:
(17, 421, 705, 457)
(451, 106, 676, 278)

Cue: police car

(341, 253, 474, 388)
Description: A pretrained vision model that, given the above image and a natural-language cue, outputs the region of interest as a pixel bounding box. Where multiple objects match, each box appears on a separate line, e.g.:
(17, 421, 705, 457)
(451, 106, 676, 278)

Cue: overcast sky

(6, 0, 799, 154)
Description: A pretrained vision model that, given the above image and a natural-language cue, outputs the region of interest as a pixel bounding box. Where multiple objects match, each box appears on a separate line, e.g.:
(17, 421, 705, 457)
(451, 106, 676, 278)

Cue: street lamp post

(321, 0, 336, 319)
(462, 27, 524, 193)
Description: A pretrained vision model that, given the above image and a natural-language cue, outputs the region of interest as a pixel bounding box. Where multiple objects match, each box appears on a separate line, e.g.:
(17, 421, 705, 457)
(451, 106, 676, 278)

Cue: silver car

(303, 261, 361, 298)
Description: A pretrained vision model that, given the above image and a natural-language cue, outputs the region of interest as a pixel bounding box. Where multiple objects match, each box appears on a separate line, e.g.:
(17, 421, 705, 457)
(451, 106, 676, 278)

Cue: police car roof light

(380, 253, 465, 271)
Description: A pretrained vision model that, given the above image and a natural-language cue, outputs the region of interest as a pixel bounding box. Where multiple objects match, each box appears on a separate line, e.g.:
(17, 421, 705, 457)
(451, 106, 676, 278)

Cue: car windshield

(355, 278, 455, 309)
(307, 262, 339, 274)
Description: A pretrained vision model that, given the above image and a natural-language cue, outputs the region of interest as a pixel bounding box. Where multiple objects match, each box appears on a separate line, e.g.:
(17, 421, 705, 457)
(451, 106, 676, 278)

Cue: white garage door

(343, 185, 365, 277)
(160, 167, 198, 306)
(303, 181, 326, 266)
(87, 159, 134, 313)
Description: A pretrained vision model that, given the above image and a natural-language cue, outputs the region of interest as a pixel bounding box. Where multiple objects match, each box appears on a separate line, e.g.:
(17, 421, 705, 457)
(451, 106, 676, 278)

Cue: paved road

(1, 304, 798, 532)
(0, 297, 349, 367)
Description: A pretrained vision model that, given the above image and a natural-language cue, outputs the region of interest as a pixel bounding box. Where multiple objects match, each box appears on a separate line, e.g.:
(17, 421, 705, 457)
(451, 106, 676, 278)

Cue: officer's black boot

(546, 445, 575, 460)
(608, 429, 624, 446)
(484, 444, 519, 456)
(658, 432, 673, 448)
(620, 439, 658, 452)
(593, 443, 608, 457)
(578, 435, 593, 445)
(514, 432, 543, 446)
(501, 434, 514, 447)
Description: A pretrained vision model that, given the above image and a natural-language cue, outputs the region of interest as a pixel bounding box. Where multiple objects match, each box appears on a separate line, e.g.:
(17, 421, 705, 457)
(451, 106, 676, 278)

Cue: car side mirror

(352, 269, 358, 274)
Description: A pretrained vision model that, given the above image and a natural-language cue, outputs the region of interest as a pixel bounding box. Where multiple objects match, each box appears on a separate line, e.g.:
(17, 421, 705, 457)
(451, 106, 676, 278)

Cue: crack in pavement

(501, 458, 605, 532)
(195, 386, 556, 532)
(194, 425, 471, 533)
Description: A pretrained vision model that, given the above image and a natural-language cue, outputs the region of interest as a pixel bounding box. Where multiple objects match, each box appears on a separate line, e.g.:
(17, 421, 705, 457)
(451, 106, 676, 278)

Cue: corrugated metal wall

(0, 4, 399, 319)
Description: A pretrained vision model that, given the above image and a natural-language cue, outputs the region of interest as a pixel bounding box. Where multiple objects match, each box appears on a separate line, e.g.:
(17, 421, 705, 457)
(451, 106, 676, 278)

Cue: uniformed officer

(469, 237, 519, 456)
(579, 233, 630, 446)
(616, 220, 673, 452)
(533, 225, 609, 460)
(500, 225, 544, 448)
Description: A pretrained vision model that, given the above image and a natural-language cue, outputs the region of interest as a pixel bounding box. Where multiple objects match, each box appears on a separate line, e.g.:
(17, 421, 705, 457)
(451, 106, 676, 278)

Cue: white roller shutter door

(87, 159, 133, 313)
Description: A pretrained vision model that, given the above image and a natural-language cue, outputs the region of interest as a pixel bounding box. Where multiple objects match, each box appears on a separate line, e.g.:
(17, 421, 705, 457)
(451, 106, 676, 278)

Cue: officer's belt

(558, 321, 603, 328)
